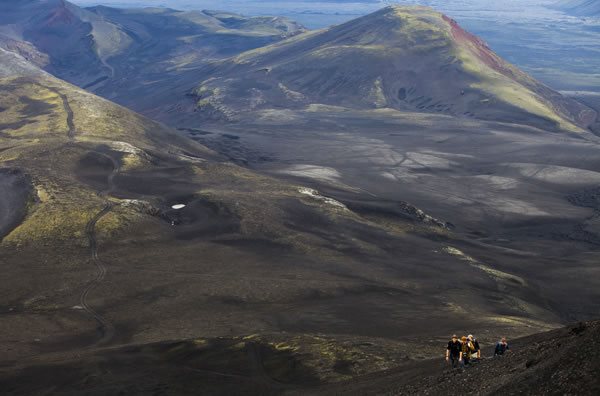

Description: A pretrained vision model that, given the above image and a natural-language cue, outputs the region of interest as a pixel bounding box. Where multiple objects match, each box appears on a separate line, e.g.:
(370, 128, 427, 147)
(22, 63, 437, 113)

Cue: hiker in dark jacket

(494, 337, 509, 356)
(446, 334, 461, 368)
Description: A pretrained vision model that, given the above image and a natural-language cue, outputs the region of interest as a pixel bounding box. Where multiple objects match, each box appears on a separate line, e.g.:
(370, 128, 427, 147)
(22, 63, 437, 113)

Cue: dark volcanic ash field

(1, 2, 600, 394)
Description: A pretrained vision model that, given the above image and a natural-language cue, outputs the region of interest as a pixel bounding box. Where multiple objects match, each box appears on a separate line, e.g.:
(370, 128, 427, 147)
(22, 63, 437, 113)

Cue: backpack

(468, 341, 475, 353)
(461, 342, 473, 357)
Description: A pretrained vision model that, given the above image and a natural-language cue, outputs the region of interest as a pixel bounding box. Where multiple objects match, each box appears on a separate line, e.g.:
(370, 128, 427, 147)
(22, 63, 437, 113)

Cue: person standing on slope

(458, 336, 475, 368)
(446, 334, 462, 368)
(494, 337, 509, 357)
(459, 336, 475, 368)
(468, 334, 481, 360)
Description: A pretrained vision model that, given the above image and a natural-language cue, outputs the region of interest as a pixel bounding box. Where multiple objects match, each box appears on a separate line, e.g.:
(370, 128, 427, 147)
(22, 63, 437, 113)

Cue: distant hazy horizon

(71, 1, 563, 29)
(72, 0, 600, 92)
(72, 1, 390, 28)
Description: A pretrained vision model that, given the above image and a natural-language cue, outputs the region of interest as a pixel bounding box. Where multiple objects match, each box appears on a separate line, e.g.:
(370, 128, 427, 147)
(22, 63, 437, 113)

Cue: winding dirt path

(58, 92, 75, 141)
(45, 83, 117, 344)
(80, 152, 119, 346)
(100, 58, 116, 80)
(34, 82, 75, 140)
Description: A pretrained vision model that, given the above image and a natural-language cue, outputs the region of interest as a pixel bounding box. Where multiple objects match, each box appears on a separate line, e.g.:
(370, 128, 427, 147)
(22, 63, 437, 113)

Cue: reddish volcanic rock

(43, 0, 77, 27)
(442, 14, 516, 80)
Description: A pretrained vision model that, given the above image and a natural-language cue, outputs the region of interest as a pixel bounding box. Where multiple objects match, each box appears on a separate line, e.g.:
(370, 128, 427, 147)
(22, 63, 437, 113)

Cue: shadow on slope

(0, 168, 32, 240)
(2, 320, 598, 395)
(0, 337, 319, 395)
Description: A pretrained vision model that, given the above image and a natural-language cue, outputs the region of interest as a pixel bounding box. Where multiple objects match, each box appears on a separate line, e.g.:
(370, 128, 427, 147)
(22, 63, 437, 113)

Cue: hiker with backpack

(459, 335, 475, 368)
(446, 334, 462, 368)
(468, 334, 481, 360)
(494, 337, 509, 357)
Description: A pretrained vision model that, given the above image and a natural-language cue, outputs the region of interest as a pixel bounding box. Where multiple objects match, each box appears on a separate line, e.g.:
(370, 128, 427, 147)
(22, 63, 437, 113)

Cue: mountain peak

(43, 0, 77, 27)
(381, 4, 441, 16)
(313, 5, 452, 50)
(189, 6, 594, 131)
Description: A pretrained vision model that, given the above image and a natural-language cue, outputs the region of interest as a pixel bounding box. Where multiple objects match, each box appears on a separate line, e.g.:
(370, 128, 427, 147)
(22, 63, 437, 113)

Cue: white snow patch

(120, 199, 153, 210)
(111, 141, 143, 155)
(278, 83, 306, 101)
(279, 164, 341, 183)
(121, 199, 145, 206)
(172, 204, 186, 210)
(298, 187, 347, 210)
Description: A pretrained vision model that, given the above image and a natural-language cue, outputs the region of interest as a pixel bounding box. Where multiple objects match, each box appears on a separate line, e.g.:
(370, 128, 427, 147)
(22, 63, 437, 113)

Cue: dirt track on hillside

(79, 151, 120, 346)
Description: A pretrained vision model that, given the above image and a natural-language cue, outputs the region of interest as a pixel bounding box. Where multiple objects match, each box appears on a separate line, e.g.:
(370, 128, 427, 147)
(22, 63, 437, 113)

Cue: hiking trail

(80, 152, 119, 346)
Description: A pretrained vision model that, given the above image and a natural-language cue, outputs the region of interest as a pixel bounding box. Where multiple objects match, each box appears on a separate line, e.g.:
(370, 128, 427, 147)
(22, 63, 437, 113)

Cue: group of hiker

(445, 334, 509, 368)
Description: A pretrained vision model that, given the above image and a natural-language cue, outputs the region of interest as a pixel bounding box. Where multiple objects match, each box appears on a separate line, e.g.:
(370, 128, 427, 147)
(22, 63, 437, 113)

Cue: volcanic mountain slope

(0, 0, 304, 100)
(2, 6, 600, 393)
(320, 319, 600, 395)
(2, 45, 577, 387)
(553, 0, 600, 16)
(393, 320, 600, 396)
(82, 5, 305, 109)
(185, 6, 594, 132)
(2, 318, 598, 395)
(0, 0, 131, 86)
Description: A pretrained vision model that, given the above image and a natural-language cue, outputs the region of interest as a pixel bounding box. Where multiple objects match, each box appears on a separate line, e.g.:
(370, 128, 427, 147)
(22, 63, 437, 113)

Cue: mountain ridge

(2, 43, 537, 380)
(2, 4, 600, 395)
(185, 6, 594, 132)
(0, 0, 305, 91)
